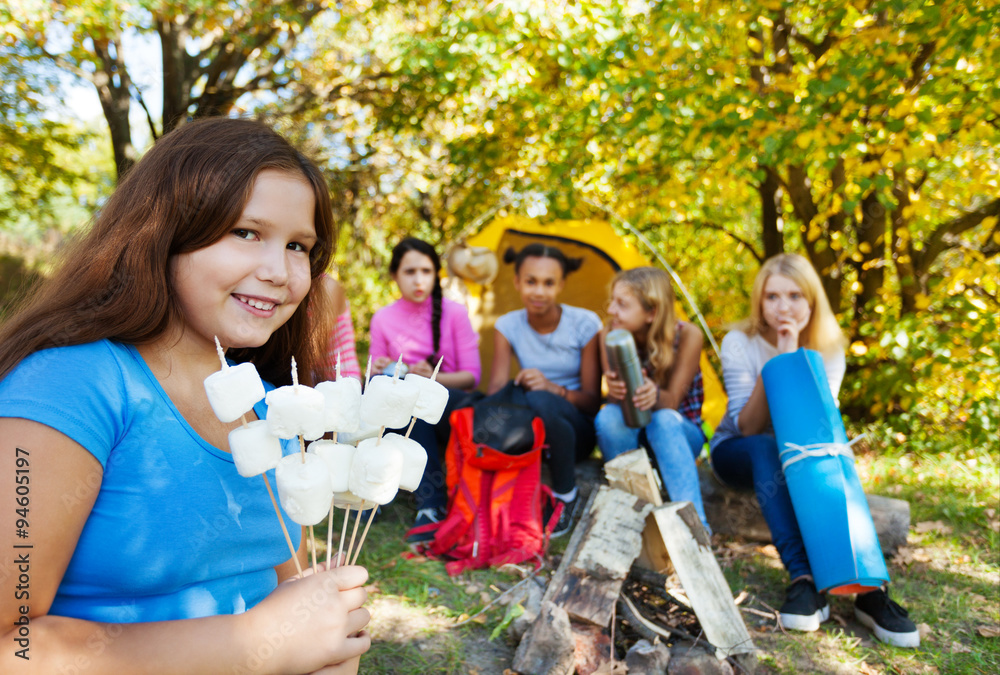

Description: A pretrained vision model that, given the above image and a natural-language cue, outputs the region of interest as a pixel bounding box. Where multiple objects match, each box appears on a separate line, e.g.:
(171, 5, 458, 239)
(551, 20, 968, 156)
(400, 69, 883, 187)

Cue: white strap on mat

(779, 434, 867, 471)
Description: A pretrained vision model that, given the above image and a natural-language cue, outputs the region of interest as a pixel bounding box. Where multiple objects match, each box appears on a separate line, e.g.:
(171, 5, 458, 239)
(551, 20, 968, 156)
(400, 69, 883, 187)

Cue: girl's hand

(604, 370, 627, 402)
(244, 564, 371, 674)
(514, 368, 551, 392)
(309, 648, 367, 674)
(775, 315, 809, 353)
(373, 356, 393, 372)
(407, 360, 434, 378)
(632, 378, 659, 412)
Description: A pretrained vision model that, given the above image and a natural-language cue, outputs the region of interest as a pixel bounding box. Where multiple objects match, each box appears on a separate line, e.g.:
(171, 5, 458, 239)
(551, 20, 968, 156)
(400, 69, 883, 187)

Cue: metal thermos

(605, 328, 651, 428)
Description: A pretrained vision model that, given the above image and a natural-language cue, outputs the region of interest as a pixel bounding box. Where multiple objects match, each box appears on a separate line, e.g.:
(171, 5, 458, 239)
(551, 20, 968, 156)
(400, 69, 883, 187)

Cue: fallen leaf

(831, 612, 848, 627)
(914, 520, 953, 534)
(892, 547, 914, 566)
(918, 623, 933, 640)
(951, 641, 972, 653)
(859, 662, 882, 674)
(977, 625, 1000, 638)
(758, 544, 780, 558)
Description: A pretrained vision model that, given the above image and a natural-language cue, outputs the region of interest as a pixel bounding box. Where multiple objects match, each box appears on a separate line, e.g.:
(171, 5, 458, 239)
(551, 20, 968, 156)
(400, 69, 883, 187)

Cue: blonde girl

(710, 253, 918, 647)
(595, 267, 709, 530)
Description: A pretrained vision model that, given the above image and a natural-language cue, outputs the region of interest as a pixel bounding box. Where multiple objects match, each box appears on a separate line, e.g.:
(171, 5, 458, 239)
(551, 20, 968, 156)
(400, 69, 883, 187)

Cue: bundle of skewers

(204, 338, 448, 576)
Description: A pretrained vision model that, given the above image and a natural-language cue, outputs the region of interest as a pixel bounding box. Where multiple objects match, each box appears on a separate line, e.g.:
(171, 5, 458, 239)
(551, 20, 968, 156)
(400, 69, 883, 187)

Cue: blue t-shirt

(494, 305, 602, 391)
(0, 340, 301, 623)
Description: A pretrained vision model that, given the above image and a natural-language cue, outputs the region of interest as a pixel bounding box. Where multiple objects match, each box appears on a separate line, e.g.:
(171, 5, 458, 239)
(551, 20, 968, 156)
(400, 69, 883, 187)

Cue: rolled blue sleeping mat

(761, 348, 889, 595)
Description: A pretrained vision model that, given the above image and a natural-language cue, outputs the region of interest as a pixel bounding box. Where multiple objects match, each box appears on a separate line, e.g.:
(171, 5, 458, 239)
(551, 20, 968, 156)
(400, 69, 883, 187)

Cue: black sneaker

(779, 578, 830, 632)
(405, 506, 445, 545)
(549, 496, 578, 538)
(854, 588, 920, 648)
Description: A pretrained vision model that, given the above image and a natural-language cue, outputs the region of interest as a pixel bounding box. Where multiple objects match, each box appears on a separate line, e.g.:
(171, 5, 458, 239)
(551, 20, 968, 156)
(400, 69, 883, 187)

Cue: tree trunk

(158, 15, 195, 133)
(890, 179, 921, 315)
(853, 190, 887, 319)
(784, 164, 843, 310)
(92, 37, 136, 179)
(759, 167, 784, 259)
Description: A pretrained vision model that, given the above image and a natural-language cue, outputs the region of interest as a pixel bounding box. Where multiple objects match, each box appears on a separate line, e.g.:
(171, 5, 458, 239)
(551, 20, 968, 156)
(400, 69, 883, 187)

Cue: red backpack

(421, 384, 561, 575)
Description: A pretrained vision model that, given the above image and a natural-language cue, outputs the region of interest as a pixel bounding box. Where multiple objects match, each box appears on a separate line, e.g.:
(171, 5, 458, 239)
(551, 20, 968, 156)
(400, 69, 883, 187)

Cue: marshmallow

(308, 440, 355, 493)
(381, 433, 428, 492)
(265, 384, 326, 440)
(404, 373, 450, 425)
(337, 418, 383, 445)
(228, 420, 283, 477)
(333, 491, 376, 510)
(275, 454, 333, 526)
(315, 378, 362, 433)
(204, 362, 266, 423)
(349, 437, 404, 505)
(360, 375, 420, 429)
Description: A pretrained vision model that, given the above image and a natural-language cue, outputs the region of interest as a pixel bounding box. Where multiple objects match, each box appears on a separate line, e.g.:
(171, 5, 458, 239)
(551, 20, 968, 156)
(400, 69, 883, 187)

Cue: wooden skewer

(350, 508, 379, 566)
(309, 525, 319, 574)
(262, 473, 303, 577)
(337, 506, 351, 567)
(345, 505, 364, 564)
(326, 499, 336, 568)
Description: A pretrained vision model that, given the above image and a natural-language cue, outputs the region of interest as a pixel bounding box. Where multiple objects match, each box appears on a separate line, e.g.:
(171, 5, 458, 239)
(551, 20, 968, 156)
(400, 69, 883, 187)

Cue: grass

(315, 434, 998, 674)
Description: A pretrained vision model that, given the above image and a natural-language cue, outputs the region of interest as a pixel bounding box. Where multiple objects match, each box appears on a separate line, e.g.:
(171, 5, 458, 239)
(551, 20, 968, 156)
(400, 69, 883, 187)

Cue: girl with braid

(369, 237, 480, 543)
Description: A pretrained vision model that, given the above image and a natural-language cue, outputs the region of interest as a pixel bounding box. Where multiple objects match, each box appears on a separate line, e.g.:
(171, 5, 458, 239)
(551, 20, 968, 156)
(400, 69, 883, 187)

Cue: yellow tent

(448, 215, 727, 431)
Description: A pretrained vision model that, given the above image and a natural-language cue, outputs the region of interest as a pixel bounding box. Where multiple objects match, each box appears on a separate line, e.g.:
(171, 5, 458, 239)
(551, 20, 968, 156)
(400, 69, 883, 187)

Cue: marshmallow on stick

(206, 339, 301, 577)
(315, 378, 362, 434)
(265, 357, 326, 441)
(349, 436, 404, 505)
(360, 355, 420, 430)
(204, 337, 266, 423)
(308, 440, 355, 493)
(380, 433, 427, 493)
(405, 373, 448, 425)
(275, 453, 334, 526)
(333, 490, 375, 510)
(229, 421, 283, 477)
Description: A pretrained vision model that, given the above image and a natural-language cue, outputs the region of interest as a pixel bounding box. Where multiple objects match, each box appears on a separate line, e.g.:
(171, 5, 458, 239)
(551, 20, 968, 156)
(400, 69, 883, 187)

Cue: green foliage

(842, 252, 998, 449)
(0, 22, 96, 229)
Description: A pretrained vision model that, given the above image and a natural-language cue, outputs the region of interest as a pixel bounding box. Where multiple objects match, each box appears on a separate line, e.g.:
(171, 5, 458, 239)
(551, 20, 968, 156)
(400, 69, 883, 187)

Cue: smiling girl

(0, 118, 370, 674)
(487, 244, 601, 537)
(594, 267, 710, 531)
(710, 253, 918, 647)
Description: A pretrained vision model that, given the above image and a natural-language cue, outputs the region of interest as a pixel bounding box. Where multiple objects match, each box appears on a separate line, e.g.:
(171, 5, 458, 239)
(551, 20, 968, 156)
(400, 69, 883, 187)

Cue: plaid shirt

(643, 322, 704, 426)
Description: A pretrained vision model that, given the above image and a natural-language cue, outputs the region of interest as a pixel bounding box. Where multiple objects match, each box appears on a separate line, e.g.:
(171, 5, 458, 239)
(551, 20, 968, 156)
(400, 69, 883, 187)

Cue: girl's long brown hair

(0, 117, 336, 386)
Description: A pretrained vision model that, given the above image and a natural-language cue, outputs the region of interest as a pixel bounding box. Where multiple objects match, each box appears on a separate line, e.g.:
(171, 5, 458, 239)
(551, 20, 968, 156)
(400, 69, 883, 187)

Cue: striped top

(326, 305, 361, 380)
(710, 329, 845, 450)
